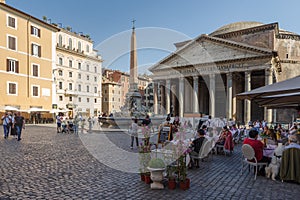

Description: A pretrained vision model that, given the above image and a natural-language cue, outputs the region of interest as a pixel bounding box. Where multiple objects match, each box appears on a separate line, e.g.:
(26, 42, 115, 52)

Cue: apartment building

(0, 1, 59, 117)
(54, 28, 102, 118)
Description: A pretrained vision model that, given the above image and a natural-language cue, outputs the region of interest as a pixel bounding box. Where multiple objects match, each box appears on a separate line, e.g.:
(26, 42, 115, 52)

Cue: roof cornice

(212, 22, 279, 39)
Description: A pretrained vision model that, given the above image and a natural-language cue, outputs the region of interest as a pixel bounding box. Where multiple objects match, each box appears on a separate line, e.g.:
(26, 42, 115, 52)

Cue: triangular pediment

(149, 35, 273, 71)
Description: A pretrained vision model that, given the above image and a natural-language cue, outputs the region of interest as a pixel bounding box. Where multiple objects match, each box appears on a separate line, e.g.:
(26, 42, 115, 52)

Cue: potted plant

(174, 125, 191, 190)
(147, 158, 166, 189)
(167, 165, 177, 190)
(139, 142, 151, 183)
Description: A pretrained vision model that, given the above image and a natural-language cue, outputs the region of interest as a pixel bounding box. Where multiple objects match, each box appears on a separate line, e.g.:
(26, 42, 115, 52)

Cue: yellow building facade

(0, 2, 59, 118)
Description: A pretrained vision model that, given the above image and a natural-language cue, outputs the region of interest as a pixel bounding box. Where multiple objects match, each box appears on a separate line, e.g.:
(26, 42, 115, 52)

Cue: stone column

(264, 68, 273, 123)
(179, 77, 184, 118)
(171, 83, 176, 116)
(226, 73, 233, 119)
(153, 82, 158, 115)
(193, 76, 199, 114)
(166, 79, 171, 115)
(209, 74, 215, 118)
(244, 71, 251, 125)
(160, 82, 165, 115)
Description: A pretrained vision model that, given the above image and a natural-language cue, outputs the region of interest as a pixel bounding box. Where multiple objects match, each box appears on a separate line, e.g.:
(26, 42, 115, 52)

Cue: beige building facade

(150, 22, 300, 124)
(0, 2, 59, 117)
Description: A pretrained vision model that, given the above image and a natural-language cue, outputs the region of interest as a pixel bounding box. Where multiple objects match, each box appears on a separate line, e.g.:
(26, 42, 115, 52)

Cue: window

(94, 87, 97, 93)
(86, 85, 89, 92)
(68, 38, 72, 50)
(32, 86, 39, 97)
(69, 83, 72, 90)
(87, 98, 90, 103)
(78, 73, 81, 79)
(32, 64, 39, 77)
(31, 43, 41, 57)
(58, 70, 63, 76)
(8, 82, 17, 95)
(6, 59, 19, 73)
(31, 26, 41, 37)
(58, 35, 62, 47)
(8, 36, 16, 50)
(59, 96, 63, 101)
(86, 65, 89, 71)
(59, 57, 63, 65)
(112, 90, 114, 94)
(69, 96, 72, 102)
(69, 60, 72, 67)
(94, 66, 97, 73)
(94, 76, 97, 82)
(78, 62, 81, 69)
(112, 97, 114, 101)
(87, 75, 89, 80)
(78, 84, 81, 92)
(86, 44, 90, 52)
(78, 41, 81, 52)
(78, 97, 81, 102)
(58, 82, 63, 89)
(69, 72, 72, 77)
(8, 16, 16, 28)
(94, 98, 97, 103)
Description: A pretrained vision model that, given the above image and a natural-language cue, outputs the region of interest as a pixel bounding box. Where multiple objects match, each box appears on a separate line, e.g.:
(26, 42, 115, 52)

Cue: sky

(6, 0, 300, 74)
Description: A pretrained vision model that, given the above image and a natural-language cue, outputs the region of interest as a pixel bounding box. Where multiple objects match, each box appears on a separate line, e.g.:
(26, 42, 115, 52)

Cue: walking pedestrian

(14, 112, 25, 141)
(1, 112, 11, 139)
(56, 114, 62, 133)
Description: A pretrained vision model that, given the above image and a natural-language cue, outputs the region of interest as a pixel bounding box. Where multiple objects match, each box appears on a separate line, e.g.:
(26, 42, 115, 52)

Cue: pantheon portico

(149, 22, 300, 124)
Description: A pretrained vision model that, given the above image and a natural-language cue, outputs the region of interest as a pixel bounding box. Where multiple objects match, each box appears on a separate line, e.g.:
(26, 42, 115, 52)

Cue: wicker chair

(241, 144, 268, 180)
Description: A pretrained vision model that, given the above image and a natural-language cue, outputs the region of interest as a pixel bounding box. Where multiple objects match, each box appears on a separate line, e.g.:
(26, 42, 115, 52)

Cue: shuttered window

(32, 64, 39, 77)
(8, 36, 16, 50)
(31, 26, 41, 37)
(32, 86, 39, 97)
(6, 59, 19, 73)
(8, 83, 17, 94)
(32, 44, 41, 57)
(8, 16, 16, 28)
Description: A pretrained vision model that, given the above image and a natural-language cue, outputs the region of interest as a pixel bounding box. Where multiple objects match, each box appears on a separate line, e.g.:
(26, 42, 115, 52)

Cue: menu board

(157, 124, 172, 144)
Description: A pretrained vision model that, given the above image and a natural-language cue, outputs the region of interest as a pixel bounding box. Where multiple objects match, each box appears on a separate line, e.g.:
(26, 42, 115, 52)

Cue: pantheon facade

(149, 22, 300, 124)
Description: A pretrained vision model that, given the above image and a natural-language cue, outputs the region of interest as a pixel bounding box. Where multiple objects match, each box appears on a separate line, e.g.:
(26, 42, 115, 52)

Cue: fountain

(101, 21, 164, 129)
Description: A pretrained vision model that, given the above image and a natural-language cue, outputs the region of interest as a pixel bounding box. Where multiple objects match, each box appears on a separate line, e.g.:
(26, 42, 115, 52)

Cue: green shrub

(148, 158, 165, 168)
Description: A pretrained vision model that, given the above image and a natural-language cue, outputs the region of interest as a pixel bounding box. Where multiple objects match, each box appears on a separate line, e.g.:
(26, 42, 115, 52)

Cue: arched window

(78, 41, 81, 52)
(58, 35, 62, 47)
(68, 38, 72, 50)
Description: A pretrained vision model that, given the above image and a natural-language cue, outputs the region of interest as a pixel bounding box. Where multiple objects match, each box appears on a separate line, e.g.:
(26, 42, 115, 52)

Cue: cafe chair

(190, 140, 212, 168)
(280, 148, 300, 183)
(241, 144, 268, 180)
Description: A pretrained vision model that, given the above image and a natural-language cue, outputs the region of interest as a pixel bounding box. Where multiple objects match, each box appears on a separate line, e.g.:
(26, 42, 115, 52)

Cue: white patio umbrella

(4, 106, 19, 111)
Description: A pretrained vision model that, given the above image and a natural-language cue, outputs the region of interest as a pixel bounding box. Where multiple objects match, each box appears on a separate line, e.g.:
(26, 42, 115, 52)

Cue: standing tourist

(56, 114, 62, 133)
(129, 118, 139, 149)
(1, 112, 11, 139)
(14, 112, 25, 141)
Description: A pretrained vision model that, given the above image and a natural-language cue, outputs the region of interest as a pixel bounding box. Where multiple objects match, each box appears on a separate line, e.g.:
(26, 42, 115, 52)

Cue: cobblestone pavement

(0, 125, 299, 199)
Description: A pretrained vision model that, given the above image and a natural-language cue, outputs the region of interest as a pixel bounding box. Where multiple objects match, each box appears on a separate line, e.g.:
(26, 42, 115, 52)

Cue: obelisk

(129, 19, 138, 92)
(126, 20, 141, 116)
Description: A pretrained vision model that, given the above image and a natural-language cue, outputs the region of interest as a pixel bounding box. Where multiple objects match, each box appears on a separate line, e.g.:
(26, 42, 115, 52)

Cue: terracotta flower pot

(144, 174, 151, 184)
(140, 174, 145, 182)
(168, 179, 176, 190)
(180, 178, 190, 190)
